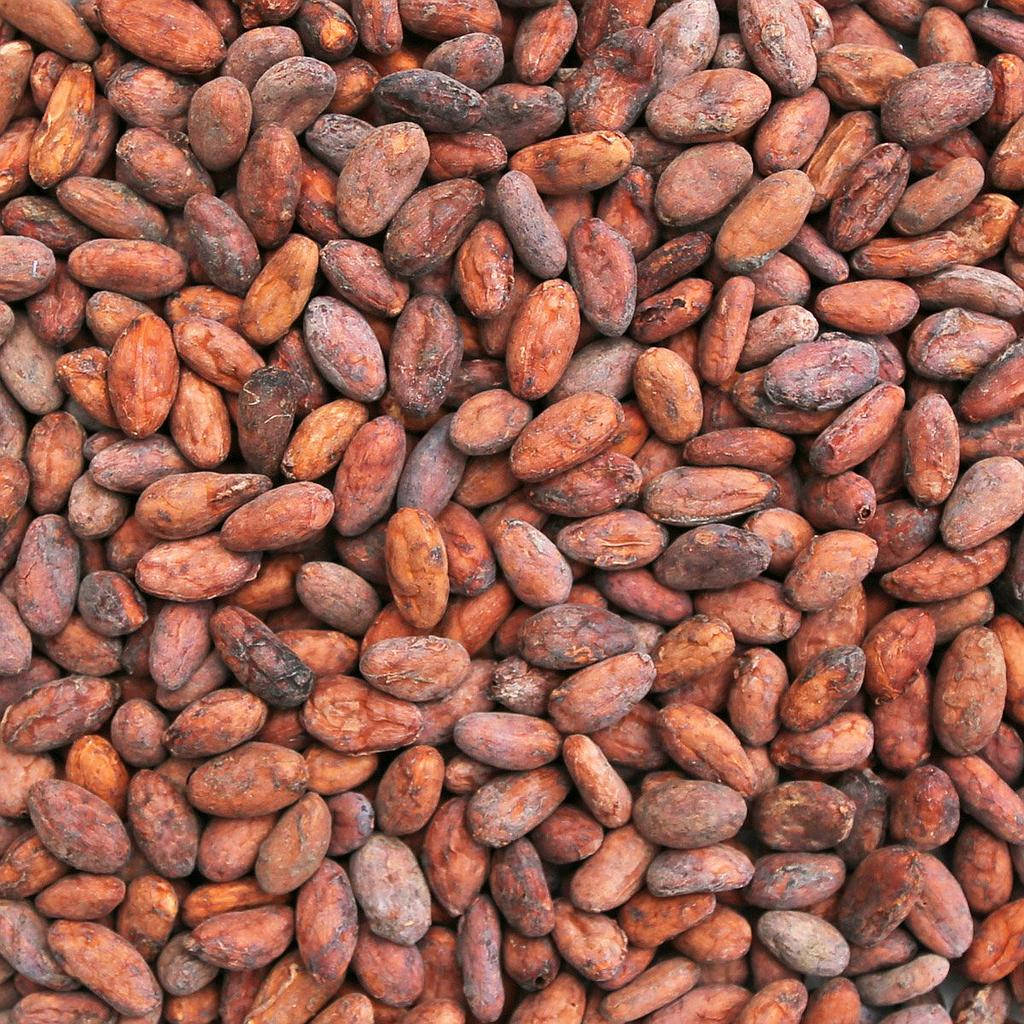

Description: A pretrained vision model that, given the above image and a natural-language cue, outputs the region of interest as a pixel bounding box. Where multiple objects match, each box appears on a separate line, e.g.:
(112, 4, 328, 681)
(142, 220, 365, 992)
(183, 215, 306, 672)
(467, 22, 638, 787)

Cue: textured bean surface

(2, 0, 1024, 1021)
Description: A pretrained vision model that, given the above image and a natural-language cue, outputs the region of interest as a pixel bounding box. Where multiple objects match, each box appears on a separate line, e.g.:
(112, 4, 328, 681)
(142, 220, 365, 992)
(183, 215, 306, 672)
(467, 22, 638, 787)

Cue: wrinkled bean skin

(0, 1, 1023, 1022)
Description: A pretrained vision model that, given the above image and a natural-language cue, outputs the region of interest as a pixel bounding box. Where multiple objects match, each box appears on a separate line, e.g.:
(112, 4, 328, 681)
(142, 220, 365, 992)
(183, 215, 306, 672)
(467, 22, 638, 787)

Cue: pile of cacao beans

(5, 0, 1024, 1021)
